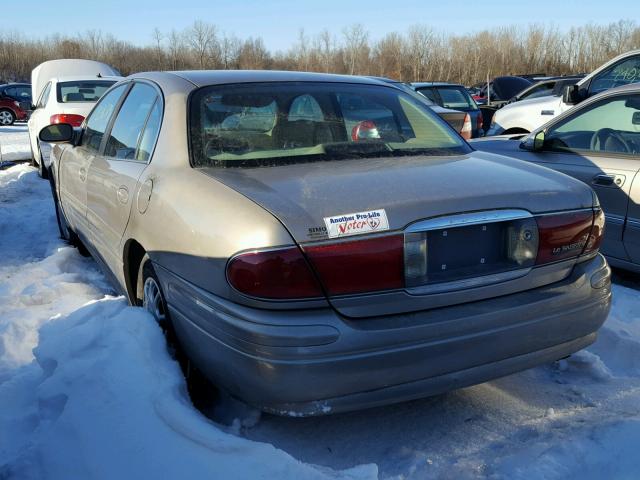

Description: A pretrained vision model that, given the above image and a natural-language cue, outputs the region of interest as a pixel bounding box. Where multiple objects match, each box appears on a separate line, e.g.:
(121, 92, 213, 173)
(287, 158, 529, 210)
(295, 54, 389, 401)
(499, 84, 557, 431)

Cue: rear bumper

(159, 254, 611, 416)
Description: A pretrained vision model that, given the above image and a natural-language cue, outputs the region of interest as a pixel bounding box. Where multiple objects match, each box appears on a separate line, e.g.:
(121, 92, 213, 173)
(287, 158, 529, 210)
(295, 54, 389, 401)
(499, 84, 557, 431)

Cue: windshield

(56, 80, 117, 103)
(189, 82, 470, 168)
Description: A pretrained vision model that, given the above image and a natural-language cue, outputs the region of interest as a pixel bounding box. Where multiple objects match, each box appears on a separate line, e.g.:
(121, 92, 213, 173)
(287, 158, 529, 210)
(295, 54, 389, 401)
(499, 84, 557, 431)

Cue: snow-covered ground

(1, 125, 640, 479)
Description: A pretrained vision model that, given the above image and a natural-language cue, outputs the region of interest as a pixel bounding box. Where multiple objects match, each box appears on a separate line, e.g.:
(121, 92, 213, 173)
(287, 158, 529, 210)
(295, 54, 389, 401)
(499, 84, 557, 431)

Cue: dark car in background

(411, 82, 483, 137)
(0, 83, 32, 125)
(367, 77, 474, 139)
(472, 76, 532, 128)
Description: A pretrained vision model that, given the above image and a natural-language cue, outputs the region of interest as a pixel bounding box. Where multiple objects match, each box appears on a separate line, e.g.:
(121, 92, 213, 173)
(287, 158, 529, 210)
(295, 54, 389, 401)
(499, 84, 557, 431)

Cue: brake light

(459, 113, 472, 140)
(304, 235, 404, 295)
(50, 114, 84, 127)
(226, 247, 323, 299)
(351, 120, 381, 142)
(583, 208, 605, 256)
(535, 210, 595, 265)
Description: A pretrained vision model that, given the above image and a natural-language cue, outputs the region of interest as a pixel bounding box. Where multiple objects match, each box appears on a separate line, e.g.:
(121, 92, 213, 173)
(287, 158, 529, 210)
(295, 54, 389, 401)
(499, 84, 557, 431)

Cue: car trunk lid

(201, 151, 595, 316)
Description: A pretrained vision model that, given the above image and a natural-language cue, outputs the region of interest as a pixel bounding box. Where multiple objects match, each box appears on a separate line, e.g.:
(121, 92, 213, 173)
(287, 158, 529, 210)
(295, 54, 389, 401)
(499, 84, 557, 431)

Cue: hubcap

(0, 111, 12, 125)
(143, 277, 166, 323)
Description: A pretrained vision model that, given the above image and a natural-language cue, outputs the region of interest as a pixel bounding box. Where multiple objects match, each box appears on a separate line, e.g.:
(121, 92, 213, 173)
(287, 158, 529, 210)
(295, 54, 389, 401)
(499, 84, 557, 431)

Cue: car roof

(411, 82, 465, 88)
(0, 83, 30, 87)
(136, 70, 390, 88)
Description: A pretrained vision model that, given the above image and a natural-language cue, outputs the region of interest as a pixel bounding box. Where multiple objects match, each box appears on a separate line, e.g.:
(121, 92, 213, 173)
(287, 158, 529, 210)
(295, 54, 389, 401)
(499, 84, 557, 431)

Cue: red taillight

(304, 235, 404, 296)
(535, 210, 595, 265)
(584, 208, 605, 256)
(460, 113, 472, 140)
(226, 247, 323, 299)
(50, 114, 84, 127)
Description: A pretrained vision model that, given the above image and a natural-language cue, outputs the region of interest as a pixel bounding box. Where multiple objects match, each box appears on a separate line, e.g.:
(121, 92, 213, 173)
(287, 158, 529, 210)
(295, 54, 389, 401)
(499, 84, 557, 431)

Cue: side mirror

(30, 104, 37, 110)
(39, 123, 74, 143)
(520, 130, 545, 152)
(562, 85, 580, 106)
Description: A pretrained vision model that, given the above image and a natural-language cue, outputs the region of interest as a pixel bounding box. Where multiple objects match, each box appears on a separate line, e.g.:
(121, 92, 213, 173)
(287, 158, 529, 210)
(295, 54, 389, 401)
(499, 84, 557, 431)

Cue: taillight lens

(460, 113, 472, 140)
(50, 114, 85, 127)
(227, 247, 323, 299)
(351, 120, 381, 142)
(535, 210, 594, 265)
(583, 208, 605, 256)
(304, 235, 404, 295)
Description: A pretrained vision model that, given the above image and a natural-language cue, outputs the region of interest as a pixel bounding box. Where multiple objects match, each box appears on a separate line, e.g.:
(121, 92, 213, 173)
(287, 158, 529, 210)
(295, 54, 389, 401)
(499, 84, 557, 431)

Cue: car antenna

(97, 73, 102, 78)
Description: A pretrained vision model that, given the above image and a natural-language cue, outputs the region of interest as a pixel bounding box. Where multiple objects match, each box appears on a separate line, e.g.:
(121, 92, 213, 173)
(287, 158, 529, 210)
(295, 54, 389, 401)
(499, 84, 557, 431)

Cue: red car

(0, 83, 32, 125)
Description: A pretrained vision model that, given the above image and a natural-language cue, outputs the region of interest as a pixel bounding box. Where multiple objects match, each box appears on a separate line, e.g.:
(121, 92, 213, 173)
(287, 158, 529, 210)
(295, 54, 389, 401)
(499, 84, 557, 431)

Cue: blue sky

(18, 0, 639, 51)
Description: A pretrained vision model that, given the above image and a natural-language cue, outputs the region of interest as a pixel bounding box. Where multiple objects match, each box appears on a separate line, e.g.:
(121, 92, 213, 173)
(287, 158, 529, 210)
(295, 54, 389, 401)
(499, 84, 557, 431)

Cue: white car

(486, 49, 640, 136)
(28, 59, 121, 178)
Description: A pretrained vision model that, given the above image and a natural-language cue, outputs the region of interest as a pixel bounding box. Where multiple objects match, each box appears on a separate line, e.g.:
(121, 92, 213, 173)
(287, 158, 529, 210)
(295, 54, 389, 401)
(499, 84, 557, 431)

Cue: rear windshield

(435, 87, 478, 110)
(56, 80, 116, 103)
(189, 82, 470, 168)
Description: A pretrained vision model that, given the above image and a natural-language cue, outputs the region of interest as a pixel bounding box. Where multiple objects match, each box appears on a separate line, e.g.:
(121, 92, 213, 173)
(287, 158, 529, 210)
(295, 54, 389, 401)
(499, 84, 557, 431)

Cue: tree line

(1, 20, 639, 87)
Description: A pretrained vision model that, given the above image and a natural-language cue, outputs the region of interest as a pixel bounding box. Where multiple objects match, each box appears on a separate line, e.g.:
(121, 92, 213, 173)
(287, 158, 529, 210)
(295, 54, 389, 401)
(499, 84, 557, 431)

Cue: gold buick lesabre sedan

(40, 71, 611, 416)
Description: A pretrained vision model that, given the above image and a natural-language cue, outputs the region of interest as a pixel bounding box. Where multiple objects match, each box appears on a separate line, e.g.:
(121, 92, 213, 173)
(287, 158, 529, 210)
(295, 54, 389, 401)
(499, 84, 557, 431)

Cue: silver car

(40, 71, 611, 416)
(473, 83, 640, 274)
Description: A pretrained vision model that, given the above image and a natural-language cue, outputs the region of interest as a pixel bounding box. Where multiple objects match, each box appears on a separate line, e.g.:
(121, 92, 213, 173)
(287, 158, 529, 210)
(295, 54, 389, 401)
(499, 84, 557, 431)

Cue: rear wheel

(36, 143, 48, 179)
(49, 172, 87, 254)
(0, 109, 14, 126)
(138, 256, 220, 413)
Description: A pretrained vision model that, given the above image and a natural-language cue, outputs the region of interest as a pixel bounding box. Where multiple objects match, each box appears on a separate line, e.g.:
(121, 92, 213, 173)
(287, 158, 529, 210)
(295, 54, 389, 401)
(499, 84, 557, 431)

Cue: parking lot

(2, 124, 640, 479)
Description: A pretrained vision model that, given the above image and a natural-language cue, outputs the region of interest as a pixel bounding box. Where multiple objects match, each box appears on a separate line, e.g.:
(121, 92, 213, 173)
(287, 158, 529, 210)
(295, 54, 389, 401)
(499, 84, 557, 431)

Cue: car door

(86, 81, 162, 268)
(625, 173, 640, 266)
(531, 92, 640, 261)
(58, 83, 128, 234)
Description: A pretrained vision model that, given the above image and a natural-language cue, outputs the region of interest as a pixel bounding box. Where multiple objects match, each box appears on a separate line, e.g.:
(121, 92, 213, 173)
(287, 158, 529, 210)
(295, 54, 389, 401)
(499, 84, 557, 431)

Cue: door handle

(117, 186, 129, 204)
(592, 173, 625, 188)
(79, 167, 87, 182)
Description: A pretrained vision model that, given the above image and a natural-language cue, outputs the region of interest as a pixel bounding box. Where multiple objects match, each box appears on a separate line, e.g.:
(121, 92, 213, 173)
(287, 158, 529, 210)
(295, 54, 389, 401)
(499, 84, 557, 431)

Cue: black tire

(48, 174, 88, 255)
(36, 143, 49, 180)
(0, 108, 15, 126)
(137, 256, 218, 410)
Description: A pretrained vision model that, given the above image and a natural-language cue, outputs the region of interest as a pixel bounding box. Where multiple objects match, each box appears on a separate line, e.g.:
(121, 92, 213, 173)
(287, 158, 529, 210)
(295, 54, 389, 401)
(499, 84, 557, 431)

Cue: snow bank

(0, 125, 31, 163)
(0, 164, 376, 480)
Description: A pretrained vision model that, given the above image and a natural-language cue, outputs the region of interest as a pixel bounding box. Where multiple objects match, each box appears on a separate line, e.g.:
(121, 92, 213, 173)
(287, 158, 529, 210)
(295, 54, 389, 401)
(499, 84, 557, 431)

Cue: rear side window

(136, 99, 162, 162)
(416, 88, 438, 104)
(37, 82, 51, 108)
(104, 83, 158, 160)
(82, 84, 128, 153)
(436, 87, 477, 110)
(57, 80, 116, 103)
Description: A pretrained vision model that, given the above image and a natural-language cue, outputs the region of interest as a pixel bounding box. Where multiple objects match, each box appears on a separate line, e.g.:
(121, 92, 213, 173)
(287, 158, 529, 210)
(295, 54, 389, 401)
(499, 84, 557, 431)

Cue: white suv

(487, 49, 640, 136)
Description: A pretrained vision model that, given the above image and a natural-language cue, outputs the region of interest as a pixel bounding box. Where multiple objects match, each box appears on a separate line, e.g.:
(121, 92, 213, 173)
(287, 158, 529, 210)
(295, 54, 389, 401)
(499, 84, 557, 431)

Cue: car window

(545, 94, 640, 155)
(416, 88, 438, 104)
(436, 87, 477, 110)
(82, 84, 128, 153)
(16, 86, 31, 101)
(104, 83, 158, 160)
(57, 80, 116, 103)
(37, 82, 51, 108)
(190, 82, 469, 168)
(589, 56, 640, 96)
(136, 98, 163, 162)
(521, 83, 554, 100)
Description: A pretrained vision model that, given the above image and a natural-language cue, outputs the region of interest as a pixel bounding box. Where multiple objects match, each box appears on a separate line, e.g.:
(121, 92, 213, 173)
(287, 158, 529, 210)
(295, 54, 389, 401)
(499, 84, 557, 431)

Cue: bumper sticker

(324, 209, 389, 238)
